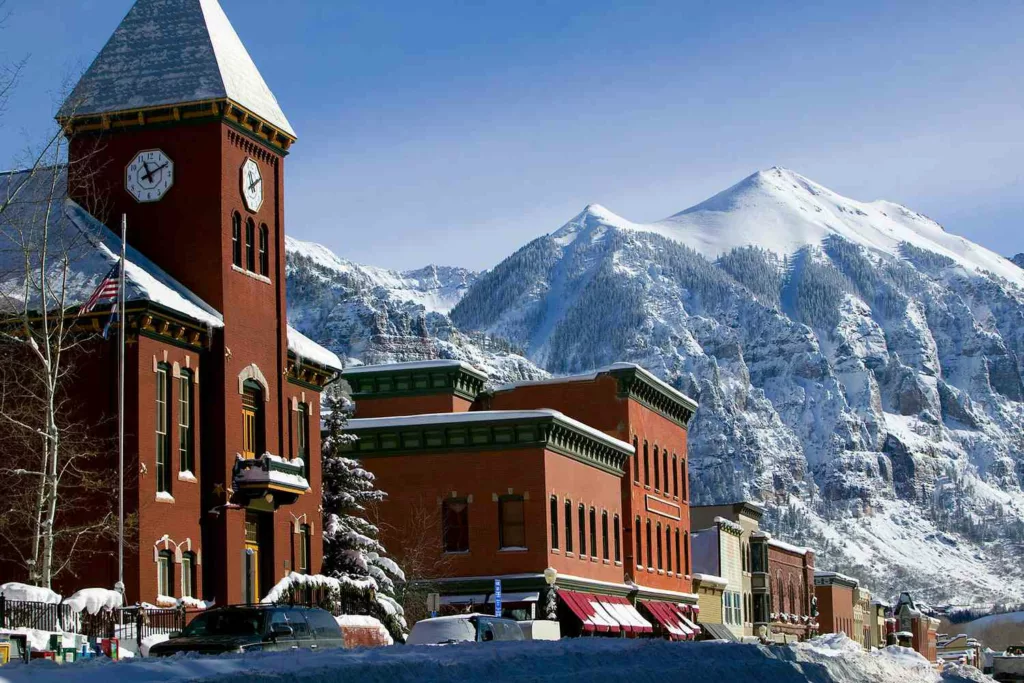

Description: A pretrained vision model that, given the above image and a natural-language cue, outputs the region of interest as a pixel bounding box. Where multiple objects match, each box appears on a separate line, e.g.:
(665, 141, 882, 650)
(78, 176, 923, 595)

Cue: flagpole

(117, 214, 126, 596)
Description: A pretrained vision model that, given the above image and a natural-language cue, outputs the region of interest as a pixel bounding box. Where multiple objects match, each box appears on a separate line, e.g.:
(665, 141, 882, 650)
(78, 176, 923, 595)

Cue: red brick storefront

(750, 532, 817, 642)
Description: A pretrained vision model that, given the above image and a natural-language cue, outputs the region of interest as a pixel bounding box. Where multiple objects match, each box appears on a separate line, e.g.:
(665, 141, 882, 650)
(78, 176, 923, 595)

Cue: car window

(305, 609, 341, 639)
(406, 617, 476, 645)
(477, 618, 496, 642)
(286, 609, 311, 637)
(182, 610, 265, 637)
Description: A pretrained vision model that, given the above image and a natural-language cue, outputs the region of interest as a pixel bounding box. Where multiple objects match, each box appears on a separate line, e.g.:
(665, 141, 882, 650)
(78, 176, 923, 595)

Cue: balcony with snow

(232, 453, 310, 507)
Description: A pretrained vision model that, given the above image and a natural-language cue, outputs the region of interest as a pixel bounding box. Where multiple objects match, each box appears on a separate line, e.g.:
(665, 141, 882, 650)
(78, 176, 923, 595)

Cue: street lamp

(543, 567, 558, 620)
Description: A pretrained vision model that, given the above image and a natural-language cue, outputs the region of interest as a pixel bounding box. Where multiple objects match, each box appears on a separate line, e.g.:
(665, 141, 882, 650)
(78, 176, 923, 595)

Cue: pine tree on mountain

(321, 382, 407, 641)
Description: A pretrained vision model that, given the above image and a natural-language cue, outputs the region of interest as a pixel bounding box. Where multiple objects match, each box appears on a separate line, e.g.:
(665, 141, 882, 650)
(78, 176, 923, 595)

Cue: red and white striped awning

(559, 591, 653, 635)
(639, 600, 700, 640)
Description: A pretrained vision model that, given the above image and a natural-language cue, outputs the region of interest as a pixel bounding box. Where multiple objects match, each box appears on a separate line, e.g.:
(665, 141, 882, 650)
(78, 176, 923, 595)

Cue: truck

(993, 646, 1024, 682)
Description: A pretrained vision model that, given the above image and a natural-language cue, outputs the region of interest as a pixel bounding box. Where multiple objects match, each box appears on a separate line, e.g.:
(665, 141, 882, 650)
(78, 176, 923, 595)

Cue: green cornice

(607, 366, 697, 428)
(343, 414, 629, 476)
(343, 363, 488, 403)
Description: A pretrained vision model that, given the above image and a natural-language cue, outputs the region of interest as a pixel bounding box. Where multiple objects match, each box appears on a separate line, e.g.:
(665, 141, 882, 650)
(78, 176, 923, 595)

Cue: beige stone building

(691, 501, 764, 637)
(691, 516, 745, 639)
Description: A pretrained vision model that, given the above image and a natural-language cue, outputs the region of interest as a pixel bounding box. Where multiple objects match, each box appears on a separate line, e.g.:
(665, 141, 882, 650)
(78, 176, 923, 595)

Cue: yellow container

(0, 642, 12, 666)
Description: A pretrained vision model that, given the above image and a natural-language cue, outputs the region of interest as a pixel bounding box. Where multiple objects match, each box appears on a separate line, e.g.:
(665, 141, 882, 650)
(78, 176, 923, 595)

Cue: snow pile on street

(63, 588, 123, 615)
(0, 582, 62, 604)
(0, 635, 987, 683)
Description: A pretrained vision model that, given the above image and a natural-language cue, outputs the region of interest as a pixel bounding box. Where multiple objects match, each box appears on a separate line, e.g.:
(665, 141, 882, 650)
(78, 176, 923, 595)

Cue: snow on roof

(814, 571, 859, 586)
(60, 0, 294, 137)
(493, 362, 698, 410)
(347, 409, 634, 454)
(342, 359, 488, 380)
(691, 573, 729, 588)
(287, 325, 342, 371)
(713, 516, 744, 535)
(0, 169, 223, 328)
(768, 538, 815, 556)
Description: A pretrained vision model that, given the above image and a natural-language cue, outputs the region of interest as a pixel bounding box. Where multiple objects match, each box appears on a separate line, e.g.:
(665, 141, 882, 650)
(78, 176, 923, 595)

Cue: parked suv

(406, 614, 524, 645)
(148, 605, 344, 657)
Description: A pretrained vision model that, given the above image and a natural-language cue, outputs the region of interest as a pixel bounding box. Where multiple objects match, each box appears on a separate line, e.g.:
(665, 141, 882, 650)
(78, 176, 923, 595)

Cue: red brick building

(0, 0, 340, 606)
(813, 571, 858, 639)
(342, 361, 701, 638)
(750, 532, 817, 642)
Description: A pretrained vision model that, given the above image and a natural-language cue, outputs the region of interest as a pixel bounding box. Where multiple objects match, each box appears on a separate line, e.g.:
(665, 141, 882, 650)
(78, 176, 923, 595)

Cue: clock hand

(140, 160, 154, 184)
(248, 177, 262, 192)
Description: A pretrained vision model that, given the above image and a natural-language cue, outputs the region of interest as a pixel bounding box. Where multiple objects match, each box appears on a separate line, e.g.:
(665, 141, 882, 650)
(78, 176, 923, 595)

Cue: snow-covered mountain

(448, 167, 1024, 605)
(285, 236, 546, 382)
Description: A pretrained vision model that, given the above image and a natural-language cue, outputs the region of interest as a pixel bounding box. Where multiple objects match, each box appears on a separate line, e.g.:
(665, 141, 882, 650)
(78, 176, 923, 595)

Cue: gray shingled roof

(59, 0, 294, 137)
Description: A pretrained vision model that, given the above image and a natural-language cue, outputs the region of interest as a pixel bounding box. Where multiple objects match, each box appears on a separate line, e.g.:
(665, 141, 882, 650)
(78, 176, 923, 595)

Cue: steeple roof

(59, 0, 294, 138)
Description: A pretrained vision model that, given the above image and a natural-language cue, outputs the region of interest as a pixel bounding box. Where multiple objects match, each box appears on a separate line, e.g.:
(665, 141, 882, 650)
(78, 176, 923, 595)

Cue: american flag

(79, 261, 122, 315)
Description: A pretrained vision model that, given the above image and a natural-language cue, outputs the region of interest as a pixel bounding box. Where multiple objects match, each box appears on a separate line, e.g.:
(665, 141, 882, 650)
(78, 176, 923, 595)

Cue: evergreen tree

(321, 382, 407, 641)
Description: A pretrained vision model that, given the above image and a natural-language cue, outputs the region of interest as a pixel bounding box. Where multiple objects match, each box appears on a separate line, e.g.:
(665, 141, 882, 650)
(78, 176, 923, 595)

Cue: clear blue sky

(1, 0, 1022, 271)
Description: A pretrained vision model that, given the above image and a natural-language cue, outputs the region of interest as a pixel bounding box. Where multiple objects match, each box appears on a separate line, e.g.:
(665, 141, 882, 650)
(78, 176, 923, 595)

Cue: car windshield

(181, 610, 267, 637)
(406, 617, 477, 645)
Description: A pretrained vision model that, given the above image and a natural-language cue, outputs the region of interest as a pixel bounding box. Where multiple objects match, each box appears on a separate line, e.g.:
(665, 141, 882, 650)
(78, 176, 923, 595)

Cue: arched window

(565, 499, 573, 554)
(653, 446, 660, 490)
(632, 437, 639, 483)
(600, 510, 609, 561)
(231, 212, 242, 267)
(643, 441, 650, 486)
(181, 551, 197, 598)
(634, 517, 642, 569)
(656, 522, 663, 570)
(663, 451, 669, 495)
(155, 363, 172, 494)
(297, 402, 310, 475)
(672, 455, 678, 497)
(789, 579, 797, 614)
(589, 507, 597, 558)
(245, 218, 256, 271)
(157, 549, 174, 597)
(258, 224, 269, 275)
(665, 525, 672, 573)
(776, 572, 784, 613)
(682, 531, 689, 575)
(550, 496, 559, 551)
(242, 380, 265, 458)
(298, 524, 311, 574)
(178, 370, 194, 474)
(578, 504, 586, 558)
(741, 544, 748, 573)
(681, 458, 688, 500)
(645, 519, 653, 569)
(675, 529, 681, 575)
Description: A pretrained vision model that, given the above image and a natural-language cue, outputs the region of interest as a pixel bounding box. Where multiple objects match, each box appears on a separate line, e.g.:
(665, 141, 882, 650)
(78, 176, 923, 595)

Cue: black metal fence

(0, 595, 191, 650)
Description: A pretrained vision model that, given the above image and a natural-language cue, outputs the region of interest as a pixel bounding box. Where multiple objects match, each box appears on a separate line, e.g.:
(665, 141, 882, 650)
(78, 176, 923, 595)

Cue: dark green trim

(343, 364, 487, 403)
(344, 414, 629, 475)
(607, 367, 697, 428)
(286, 375, 326, 392)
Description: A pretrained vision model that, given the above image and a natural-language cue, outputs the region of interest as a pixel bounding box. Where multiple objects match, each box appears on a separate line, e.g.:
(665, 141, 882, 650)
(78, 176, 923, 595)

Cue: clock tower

(59, 0, 312, 605)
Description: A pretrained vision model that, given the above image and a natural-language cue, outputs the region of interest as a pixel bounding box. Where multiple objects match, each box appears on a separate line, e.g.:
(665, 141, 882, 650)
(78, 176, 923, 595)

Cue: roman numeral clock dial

(125, 149, 174, 203)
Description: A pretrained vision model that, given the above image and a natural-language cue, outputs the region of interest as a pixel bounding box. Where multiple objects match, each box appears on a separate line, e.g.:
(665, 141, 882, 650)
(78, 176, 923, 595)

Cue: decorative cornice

(286, 356, 336, 391)
(343, 413, 629, 476)
(343, 363, 487, 403)
(607, 366, 696, 428)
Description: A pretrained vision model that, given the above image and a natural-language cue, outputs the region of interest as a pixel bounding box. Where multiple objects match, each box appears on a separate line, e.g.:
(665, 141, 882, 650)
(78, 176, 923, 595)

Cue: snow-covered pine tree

(321, 382, 408, 641)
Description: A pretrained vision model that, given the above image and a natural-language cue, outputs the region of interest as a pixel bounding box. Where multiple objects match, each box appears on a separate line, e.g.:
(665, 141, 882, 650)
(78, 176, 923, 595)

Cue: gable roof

(59, 0, 294, 137)
(0, 168, 223, 328)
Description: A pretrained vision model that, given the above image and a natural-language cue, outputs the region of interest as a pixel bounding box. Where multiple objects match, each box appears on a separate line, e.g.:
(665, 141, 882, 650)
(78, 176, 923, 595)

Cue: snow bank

(0, 582, 61, 604)
(140, 634, 170, 658)
(63, 588, 123, 615)
(0, 635, 988, 683)
(0, 627, 77, 652)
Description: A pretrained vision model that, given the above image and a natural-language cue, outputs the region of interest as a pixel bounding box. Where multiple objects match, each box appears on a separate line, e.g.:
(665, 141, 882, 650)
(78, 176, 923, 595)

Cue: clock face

(241, 158, 263, 212)
(126, 150, 174, 203)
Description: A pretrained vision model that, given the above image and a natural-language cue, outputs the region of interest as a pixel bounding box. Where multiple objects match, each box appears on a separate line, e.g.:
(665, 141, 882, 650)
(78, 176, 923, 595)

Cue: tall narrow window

(241, 381, 264, 458)
(178, 370, 194, 474)
(656, 522, 663, 570)
(683, 531, 689, 575)
(672, 455, 678, 497)
(297, 403, 310, 475)
(665, 526, 672, 573)
(675, 529, 682, 576)
(645, 519, 653, 569)
(589, 508, 597, 559)
(231, 212, 242, 267)
(663, 451, 669, 495)
(601, 511, 609, 561)
(299, 524, 311, 574)
(499, 495, 526, 549)
(578, 504, 586, 558)
(157, 550, 173, 597)
(565, 499, 573, 553)
(441, 498, 469, 552)
(155, 364, 171, 494)
(653, 446, 660, 491)
(550, 496, 559, 550)
(613, 515, 621, 563)
(181, 552, 196, 598)
(632, 437, 639, 483)
(634, 517, 642, 569)
(681, 459, 688, 500)
(245, 218, 256, 271)
(643, 441, 650, 486)
(258, 224, 269, 275)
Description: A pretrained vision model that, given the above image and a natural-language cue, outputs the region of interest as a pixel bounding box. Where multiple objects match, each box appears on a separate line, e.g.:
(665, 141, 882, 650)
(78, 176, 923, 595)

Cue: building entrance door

(244, 513, 261, 603)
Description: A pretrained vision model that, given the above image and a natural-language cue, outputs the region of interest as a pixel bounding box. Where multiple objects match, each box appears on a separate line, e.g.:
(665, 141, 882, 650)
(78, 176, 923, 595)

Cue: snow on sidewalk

(0, 634, 987, 683)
